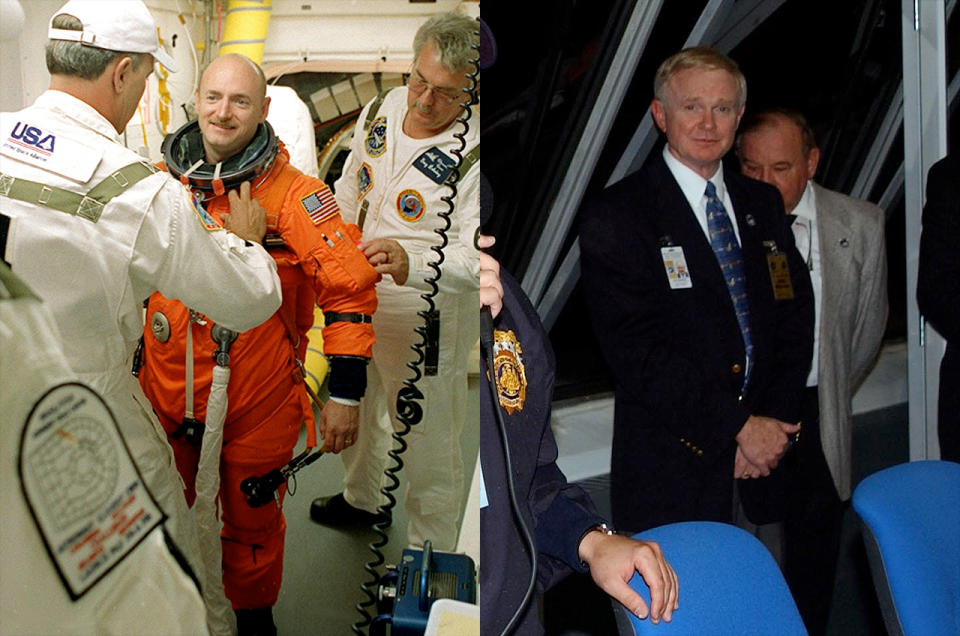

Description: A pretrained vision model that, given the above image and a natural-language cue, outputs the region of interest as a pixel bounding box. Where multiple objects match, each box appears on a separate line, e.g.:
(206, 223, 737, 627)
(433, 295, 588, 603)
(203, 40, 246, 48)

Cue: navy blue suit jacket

(579, 153, 814, 532)
(480, 270, 603, 635)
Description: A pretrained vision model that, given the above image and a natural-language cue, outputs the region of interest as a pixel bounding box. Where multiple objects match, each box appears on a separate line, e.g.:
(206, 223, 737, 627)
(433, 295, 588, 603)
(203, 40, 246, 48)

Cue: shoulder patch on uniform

(19, 382, 165, 600)
(356, 162, 373, 200)
(1, 119, 103, 183)
(365, 116, 387, 158)
(493, 329, 527, 414)
(396, 189, 425, 222)
(301, 188, 339, 225)
(190, 195, 220, 230)
(413, 147, 456, 185)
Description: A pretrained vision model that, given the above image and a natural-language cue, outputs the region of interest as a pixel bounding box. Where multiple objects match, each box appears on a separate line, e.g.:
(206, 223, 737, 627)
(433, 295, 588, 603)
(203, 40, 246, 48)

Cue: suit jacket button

(731, 363, 742, 374)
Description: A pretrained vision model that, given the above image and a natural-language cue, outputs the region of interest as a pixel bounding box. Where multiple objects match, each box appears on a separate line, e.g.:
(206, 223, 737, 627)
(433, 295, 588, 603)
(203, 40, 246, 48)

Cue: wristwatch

(590, 522, 616, 536)
(579, 522, 616, 568)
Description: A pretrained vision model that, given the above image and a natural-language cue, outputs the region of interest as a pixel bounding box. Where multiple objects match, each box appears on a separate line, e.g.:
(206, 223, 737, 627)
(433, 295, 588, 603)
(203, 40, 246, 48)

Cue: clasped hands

(735, 415, 801, 479)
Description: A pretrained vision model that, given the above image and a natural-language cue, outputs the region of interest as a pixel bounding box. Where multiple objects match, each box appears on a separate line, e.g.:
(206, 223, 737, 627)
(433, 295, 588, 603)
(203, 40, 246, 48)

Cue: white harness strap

(195, 363, 234, 636)
(185, 320, 196, 420)
(183, 311, 235, 635)
(180, 159, 205, 180)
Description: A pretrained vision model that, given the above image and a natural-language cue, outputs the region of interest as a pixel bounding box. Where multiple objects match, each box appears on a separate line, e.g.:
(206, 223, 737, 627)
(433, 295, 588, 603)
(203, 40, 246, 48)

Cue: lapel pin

(745, 214, 756, 227)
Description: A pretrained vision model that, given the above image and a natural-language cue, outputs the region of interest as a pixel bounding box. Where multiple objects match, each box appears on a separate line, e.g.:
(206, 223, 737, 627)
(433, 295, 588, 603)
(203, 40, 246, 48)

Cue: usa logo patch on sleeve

(301, 189, 339, 225)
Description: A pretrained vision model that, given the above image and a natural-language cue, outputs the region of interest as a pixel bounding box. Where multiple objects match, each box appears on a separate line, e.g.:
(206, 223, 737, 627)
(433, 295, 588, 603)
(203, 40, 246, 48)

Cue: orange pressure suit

(139, 144, 377, 610)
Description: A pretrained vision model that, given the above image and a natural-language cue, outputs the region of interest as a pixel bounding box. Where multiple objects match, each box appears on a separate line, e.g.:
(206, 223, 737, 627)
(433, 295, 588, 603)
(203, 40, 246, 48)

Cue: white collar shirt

(662, 144, 742, 246)
(791, 181, 820, 387)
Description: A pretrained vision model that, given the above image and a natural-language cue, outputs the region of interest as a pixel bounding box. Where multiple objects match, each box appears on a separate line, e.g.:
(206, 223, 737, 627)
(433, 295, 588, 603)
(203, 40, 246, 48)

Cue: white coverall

(0, 264, 208, 635)
(0, 90, 282, 583)
(333, 87, 479, 549)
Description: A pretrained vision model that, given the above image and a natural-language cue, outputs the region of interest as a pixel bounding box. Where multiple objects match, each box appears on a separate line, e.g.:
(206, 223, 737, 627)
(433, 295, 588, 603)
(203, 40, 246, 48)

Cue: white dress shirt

(791, 181, 821, 387)
(662, 144, 743, 246)
(662, 145, 749, 380)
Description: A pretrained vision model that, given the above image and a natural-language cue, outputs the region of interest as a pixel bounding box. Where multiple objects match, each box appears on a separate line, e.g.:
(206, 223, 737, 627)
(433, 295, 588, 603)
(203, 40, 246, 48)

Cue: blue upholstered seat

(852, 460, 960, 636)
(613, 521, 807, 636)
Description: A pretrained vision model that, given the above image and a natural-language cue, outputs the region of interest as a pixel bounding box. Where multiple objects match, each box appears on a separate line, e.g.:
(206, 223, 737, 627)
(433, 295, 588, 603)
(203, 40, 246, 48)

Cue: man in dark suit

(579, 47, 814, 533)
(917, 154, 960, 463)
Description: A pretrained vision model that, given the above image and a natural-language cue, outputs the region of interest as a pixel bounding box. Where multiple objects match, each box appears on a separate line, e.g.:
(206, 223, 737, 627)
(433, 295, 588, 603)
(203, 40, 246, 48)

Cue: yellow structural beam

(219, 0, 272, 64)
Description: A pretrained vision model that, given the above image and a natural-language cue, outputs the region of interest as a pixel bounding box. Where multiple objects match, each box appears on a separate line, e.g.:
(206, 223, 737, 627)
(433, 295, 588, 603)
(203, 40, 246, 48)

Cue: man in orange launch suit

(138, 53, 378, 635)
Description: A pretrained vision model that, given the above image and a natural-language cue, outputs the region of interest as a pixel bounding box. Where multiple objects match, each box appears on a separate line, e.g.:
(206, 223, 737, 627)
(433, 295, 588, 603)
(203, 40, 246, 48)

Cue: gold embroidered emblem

(493, 329, 527, 414)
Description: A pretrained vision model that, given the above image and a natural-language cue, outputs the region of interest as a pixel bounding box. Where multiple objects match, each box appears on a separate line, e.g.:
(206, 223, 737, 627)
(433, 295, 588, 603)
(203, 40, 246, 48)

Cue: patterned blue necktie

(705, 181, 753, 391)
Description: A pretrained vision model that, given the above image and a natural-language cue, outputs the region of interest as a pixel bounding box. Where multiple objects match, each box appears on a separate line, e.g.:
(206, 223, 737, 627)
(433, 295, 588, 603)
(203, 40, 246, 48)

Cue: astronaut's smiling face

(195, 55, 270, 164)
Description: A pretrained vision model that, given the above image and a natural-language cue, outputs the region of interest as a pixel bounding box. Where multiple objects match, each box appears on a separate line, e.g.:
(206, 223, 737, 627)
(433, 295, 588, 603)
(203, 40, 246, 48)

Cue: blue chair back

(852, 460, 960, 636)
(613, 521, 807, 636)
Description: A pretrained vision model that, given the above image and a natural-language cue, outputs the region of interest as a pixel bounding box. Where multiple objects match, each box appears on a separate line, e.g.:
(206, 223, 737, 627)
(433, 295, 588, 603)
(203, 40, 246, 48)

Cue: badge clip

(661, 245, 692, 289)
(766, 251, 794, 300)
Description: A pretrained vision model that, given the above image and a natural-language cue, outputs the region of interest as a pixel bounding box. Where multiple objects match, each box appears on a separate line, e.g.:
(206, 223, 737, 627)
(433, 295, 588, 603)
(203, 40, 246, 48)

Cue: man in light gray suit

(736, 108, 888, 636)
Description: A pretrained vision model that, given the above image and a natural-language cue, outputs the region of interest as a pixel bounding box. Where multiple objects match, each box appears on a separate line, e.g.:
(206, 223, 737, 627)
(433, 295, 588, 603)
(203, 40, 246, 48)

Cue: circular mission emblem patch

(396, 189, 426, 222)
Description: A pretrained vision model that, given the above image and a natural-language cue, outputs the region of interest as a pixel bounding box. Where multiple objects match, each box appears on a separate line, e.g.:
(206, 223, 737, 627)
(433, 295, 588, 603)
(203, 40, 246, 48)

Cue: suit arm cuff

(713, 397, 751, 452)
(536, 495, 604, 574)
(328, 356, 369, 401)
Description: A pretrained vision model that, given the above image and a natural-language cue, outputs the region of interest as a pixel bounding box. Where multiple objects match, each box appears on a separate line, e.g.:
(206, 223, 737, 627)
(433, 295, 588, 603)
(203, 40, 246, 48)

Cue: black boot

(235, 607, 277, 636)
(310, 492, 391, 527)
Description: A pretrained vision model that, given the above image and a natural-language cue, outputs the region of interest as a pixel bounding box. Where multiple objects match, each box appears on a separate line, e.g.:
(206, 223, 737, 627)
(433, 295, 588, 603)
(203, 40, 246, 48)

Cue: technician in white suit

(1, 263, 208, 635)
(0, 0, 281, 593)
(737, 107, 887, 636)
(311, 12, 480, 550)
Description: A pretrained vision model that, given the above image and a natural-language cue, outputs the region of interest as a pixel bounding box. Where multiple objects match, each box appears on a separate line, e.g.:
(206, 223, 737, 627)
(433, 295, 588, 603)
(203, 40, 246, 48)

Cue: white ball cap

(48, 0, 177, 72)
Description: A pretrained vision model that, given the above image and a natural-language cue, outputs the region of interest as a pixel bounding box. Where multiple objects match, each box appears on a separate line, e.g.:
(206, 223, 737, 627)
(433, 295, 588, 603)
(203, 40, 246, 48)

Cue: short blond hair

(654, 46, 747, 108)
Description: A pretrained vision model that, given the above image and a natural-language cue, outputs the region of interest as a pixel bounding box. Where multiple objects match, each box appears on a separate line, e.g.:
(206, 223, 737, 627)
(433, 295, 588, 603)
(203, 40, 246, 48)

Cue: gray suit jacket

(813, 183, 888, 499)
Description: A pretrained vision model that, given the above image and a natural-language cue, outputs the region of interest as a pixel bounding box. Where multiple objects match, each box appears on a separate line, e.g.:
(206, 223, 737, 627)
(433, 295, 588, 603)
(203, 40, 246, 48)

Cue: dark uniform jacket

(480, 270, 603, 635)
(579, 153, 814, 532)
(917, 154, 960, 462)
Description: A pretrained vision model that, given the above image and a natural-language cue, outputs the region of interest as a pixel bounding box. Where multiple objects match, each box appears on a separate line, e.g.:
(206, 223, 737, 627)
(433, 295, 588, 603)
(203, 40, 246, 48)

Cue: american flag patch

(301, 189, 339, 225)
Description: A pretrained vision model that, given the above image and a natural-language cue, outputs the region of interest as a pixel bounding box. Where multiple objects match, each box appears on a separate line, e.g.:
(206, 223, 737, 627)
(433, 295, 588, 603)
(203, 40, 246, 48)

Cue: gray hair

(654, 46, 747, 109)
(45, 14, 144, 80)
(412, 12, 479, 73)
(736, 107, 818, 157)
